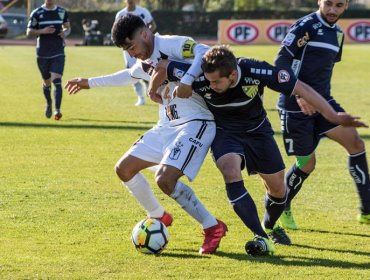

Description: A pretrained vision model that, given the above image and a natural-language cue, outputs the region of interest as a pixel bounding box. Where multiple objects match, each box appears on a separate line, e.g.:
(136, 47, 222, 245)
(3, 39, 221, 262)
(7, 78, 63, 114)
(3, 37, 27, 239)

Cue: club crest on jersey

(278, 70, 290, 83)
(58, 10, 65, 20)
(337, 31, 343, 46)
(182, 40, 196, 58)
(169, 142, 183, 160)
(297, 32, 310, 47)
(242, 85, 258, 98)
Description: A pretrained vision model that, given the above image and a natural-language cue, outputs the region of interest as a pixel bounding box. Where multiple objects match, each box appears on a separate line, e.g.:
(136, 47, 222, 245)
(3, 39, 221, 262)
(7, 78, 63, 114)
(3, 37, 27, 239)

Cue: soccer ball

(131, 218, 169, 254)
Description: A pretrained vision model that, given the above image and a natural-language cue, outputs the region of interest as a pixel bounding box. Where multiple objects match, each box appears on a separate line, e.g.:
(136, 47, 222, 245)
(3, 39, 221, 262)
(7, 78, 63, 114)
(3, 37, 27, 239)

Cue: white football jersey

(129, 34, 214, 126)
(115, 6, 154, 25)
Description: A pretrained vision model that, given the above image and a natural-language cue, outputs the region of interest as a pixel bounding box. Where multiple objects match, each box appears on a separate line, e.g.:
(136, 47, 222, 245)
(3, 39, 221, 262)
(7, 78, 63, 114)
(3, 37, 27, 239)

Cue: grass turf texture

(0, 45, 369, 279)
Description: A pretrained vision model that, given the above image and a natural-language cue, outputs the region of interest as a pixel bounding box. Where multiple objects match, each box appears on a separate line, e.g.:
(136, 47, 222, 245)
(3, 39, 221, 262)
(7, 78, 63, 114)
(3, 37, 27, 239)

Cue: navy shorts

(37, 55, 65, 80)
(279, 99, 345, 156)
(211, 119, 285, 175)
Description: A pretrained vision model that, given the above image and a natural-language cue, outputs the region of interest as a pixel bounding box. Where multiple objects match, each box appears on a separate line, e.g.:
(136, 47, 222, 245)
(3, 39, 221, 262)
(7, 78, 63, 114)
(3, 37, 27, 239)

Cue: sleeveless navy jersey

(168, 58, 297, 131)
(28, 5, 69, 58)
(275, 11, 344, 112)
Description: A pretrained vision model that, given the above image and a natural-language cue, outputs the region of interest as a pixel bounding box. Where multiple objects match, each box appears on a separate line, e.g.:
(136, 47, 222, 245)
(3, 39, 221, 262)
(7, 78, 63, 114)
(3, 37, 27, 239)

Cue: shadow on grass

(301, 228, 370, 238)
(0, 121, 154, 131)
(292, 243, 370, 257)
(164, 248, 370, 269)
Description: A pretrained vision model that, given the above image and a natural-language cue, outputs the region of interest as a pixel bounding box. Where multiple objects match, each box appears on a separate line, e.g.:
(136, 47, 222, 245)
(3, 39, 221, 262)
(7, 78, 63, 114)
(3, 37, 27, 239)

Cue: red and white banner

(218, 19, 370, 44)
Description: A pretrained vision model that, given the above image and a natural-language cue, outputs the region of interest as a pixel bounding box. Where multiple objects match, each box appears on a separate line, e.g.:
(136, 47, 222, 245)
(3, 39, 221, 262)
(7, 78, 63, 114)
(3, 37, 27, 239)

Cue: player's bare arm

(294, 80, 368, 128)
(296, 97, 317, 115)
(65, 78, 90, 95)
(26, 25, 56, 37)
(147, 60, 170, 104)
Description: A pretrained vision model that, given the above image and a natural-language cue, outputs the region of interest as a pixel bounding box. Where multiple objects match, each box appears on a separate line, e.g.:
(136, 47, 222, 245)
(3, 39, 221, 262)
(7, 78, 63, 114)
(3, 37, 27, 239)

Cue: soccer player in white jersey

(115, 0, 157, 106)
(65, 14, 227, 254)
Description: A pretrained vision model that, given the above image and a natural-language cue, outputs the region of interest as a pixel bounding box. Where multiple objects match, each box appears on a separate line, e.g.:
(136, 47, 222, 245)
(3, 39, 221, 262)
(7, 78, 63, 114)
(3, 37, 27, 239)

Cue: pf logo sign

(227, 22, 258, 44)
(347, 21, 370, 43)
(267, 22, 292, 43)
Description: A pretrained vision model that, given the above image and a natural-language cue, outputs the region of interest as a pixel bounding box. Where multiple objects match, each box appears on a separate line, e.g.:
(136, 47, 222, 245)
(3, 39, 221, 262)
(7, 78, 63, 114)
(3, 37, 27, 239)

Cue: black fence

(69, 10, 370, 38)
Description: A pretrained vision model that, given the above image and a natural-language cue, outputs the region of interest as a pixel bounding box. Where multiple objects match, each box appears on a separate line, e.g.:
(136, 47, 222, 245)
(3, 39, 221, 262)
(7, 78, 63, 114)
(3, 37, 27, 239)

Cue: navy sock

(53, 78, 62, 110)
(42, 84, 52, 105)
(349, 152, 370, 214)
(285, 164, 309, 209)
(226, 181, 268, 238)
(263, 192, 287, 229)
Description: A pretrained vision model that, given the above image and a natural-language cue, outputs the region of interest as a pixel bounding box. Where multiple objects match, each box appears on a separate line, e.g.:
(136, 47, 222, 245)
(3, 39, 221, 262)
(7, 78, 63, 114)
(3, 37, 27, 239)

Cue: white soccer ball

(131, 218, 169, 254)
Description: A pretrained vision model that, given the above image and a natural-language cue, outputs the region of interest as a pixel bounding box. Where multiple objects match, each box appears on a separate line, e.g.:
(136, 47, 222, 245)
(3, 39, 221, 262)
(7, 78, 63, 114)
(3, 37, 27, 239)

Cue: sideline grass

(0, 45, 369, 279)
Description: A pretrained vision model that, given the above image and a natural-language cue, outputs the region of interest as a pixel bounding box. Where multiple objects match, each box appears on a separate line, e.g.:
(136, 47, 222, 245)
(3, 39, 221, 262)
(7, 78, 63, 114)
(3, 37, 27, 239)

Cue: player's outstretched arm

(65, 78, 90, 95)
(294, 80, 368, 128)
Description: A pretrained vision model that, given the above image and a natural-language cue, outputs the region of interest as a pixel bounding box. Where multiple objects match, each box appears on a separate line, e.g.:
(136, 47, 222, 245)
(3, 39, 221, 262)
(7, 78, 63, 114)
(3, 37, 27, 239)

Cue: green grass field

(0, 45, 369, 279)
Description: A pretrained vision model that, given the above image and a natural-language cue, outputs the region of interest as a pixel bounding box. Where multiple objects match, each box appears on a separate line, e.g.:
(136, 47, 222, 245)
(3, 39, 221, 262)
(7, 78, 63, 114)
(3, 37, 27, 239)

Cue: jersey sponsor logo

(182, 39, 196, 58)
(297, 32, 310, 47)
(278, 70, 290, 83)
(347, 21, 370, 43)
(242, 85, 258, 99)
(244, 76, 260, 85)
(267, 22, 291, 43)
(250, 68, 272, 76)
(299, 16, 313, 26)
(169, 141, 183, 160)
(282, 33, 296, 46)
(317, 29, 324, 36)
(226, 22, 258, 44)
(198, 86, 212, 93)
(189, 138, 203, 148)
(173, 68, 185, 79)
(291, 59, 301, 76)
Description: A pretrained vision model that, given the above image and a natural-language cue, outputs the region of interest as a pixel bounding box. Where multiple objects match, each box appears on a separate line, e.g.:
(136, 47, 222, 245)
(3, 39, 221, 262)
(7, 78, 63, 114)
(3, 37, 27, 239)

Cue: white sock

(123, 173, 164, 218)
(170, 181, 217, 229)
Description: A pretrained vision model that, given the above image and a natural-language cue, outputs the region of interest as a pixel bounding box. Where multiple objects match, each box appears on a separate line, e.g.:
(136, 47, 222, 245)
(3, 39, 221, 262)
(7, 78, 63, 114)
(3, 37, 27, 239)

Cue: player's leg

(37, 57, 52, 118)
(50, 55, 65, 120)
(278, 110, 317, 229)
(326, 125, 370, 224)
(123, 51, 145, 106)
(158, 121, 227, 254)
(115, 128, 172, 225)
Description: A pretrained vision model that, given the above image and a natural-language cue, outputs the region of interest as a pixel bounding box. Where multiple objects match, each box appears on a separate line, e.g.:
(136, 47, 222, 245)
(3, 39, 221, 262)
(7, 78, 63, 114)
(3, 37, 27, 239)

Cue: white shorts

(127, 120, 216, 181)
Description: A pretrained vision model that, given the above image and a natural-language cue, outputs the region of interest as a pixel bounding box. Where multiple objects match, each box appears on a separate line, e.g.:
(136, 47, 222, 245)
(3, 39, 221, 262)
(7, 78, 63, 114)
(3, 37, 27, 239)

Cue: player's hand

(147, 60, 169, 104)
(64, 78, 90, 95)
(334, 112, 368, 128)
(297, 97, 316, 115)
(175, 83, 192, 98)
(58, 31, 65, 39)
(42, 25, 55, 34)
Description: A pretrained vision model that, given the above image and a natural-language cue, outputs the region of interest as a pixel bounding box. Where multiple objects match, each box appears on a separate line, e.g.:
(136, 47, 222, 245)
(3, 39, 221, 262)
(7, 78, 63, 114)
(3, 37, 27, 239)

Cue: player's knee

(155, 173, 175, 195)
(218, 164, 240, 182)
(352, 136, 365, 152)
(115, 159, 133, 182)
(296, 155, 315, 173)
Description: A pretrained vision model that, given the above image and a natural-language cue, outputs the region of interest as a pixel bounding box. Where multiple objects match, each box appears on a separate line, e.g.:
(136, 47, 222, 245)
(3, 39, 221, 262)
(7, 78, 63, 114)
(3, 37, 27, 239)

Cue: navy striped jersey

(168, 58, 297, 131)
(275, 11, 344, 112)
(28, 5, 69, 58)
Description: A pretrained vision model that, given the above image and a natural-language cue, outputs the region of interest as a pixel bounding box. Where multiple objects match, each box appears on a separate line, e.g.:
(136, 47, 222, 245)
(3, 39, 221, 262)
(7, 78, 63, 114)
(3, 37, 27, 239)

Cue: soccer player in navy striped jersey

(152, 45, 366, 255)
(27, 0, 70, 120)
(275, 0, 370, 227)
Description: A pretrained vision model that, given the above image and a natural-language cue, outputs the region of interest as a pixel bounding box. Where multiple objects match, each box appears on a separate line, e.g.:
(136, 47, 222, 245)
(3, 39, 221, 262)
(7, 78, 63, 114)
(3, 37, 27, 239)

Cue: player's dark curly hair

(111, 14, 146, 48)
(201, 45, 237, 77)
